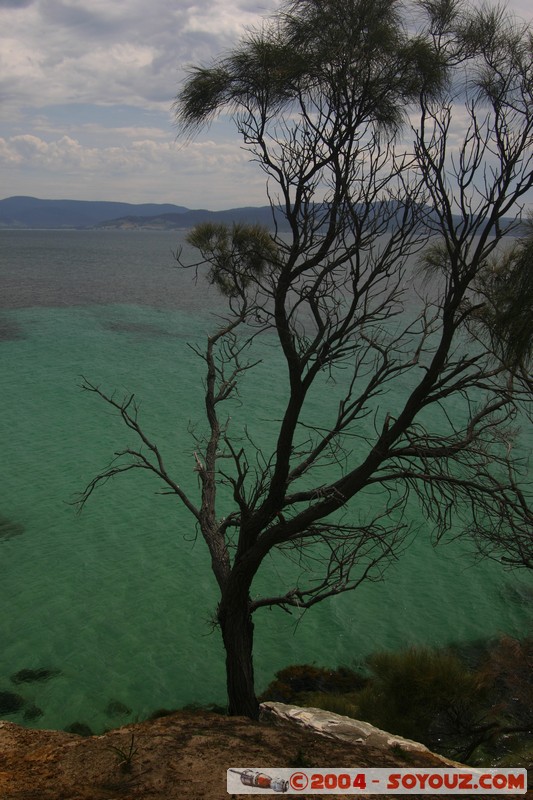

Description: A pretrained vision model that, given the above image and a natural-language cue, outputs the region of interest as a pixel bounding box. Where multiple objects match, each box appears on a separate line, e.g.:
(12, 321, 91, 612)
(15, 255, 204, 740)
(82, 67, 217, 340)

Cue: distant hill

(95, 206, 290, 231)
(0, 195, 523, 235)
(0, 196, 189, 229)
(0, 196, 289, 231)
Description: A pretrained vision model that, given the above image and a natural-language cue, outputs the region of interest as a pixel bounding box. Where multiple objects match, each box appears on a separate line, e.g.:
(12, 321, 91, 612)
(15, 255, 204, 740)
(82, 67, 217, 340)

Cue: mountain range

(0, 196, 282, 230)
(0, 195, 523, 235)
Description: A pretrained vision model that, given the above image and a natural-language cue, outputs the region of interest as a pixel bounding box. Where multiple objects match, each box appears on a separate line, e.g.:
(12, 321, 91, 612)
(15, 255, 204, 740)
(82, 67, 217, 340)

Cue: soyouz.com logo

(227, 768, 527, 794)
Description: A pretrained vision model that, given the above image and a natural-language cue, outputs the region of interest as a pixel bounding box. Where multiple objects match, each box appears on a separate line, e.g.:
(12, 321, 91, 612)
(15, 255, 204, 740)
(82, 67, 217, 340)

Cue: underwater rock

(23, 704, 44, 721)
(105, 699, 132, 717)
(0, 516, 24, 542)
(106, 320, 170, 337)
(11, 667, 62, 685)
(0, 691, 25, 715)
(64, 722, 93, 737)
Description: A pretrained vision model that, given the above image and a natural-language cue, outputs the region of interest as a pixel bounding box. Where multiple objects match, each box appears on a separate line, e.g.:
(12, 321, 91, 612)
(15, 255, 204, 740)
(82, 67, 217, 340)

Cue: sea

(0, 228, 531, 734)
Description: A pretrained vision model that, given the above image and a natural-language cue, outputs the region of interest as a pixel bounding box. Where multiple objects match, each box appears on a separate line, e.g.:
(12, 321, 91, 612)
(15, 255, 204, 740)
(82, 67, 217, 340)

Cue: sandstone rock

(260, 701, 459, 764)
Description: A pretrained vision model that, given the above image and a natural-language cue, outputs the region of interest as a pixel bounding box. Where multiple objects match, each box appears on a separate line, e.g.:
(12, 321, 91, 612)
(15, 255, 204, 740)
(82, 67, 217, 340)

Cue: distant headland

(0, 196, 281, 231)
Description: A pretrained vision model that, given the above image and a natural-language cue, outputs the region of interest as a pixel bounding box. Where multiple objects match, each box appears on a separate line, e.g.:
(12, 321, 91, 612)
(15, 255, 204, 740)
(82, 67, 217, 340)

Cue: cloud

(0, 0, 279, 116)
(0, 131, 253, 175)
(0, 130, 267, 207)
(182, 0, 264, 36)
(0, 0, 280, 206)
(0, 0, 34, 7)
(0, 0, 530, 207)
(0, 133, 172, 170)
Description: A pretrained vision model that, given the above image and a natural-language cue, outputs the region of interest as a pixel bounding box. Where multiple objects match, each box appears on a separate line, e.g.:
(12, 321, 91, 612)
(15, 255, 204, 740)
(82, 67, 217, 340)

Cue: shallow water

(0, 229, 531, 733)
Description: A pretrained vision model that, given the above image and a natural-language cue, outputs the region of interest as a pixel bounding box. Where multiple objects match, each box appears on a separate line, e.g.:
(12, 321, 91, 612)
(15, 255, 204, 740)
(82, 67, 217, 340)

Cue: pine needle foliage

(175, 0, 445, 137)
(186, 223, 279, 298)
(475, 225, 533, 370)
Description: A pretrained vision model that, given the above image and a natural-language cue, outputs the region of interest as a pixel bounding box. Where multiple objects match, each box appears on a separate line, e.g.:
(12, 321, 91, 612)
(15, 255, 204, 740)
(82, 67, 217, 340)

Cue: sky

(0, 0, 531, 210)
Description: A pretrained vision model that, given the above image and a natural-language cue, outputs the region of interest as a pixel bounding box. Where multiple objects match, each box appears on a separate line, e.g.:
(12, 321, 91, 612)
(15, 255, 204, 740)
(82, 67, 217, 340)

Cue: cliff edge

(0, 704, 527, 799)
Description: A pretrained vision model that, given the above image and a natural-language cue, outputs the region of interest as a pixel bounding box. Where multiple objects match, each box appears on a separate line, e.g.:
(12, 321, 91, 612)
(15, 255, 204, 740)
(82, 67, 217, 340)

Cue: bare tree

(79, 0, 533, 718)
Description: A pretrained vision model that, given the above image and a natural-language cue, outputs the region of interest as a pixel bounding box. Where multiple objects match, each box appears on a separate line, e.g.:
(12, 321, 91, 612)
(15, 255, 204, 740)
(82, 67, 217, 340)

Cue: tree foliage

(473, 222, 533, 371)
(81, 0, 533, 718)
(177, 0, 444, 136)
(186, 222, 279, 297)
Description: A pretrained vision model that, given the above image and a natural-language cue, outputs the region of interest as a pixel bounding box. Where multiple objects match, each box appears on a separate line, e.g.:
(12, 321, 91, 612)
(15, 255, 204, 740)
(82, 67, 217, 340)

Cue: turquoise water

(0, 229, 531, 733)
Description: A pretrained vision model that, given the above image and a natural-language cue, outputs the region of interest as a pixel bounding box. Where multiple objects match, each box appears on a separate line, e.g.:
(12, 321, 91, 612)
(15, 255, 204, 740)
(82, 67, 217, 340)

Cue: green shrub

(260, 664, 366, 703)
(355, 647, 488, 754)
(296, 691, 360, 718)
(261, 641, 533, 764)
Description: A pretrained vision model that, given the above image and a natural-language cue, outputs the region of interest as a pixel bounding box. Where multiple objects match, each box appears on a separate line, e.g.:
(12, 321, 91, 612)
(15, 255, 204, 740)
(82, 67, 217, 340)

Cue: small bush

(296, 691, 360, 719)
(482, 636, 533, 725)
(355, 647, 489, 755)
(260, 664, 365, 703)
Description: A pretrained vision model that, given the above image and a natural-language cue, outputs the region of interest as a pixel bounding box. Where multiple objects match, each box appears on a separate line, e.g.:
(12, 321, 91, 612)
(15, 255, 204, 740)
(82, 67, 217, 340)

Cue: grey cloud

(39, 0, 125, 38)
(237, 0, 277, 12)
(0, 0, 35, 7)
(1, 0, 279, 116)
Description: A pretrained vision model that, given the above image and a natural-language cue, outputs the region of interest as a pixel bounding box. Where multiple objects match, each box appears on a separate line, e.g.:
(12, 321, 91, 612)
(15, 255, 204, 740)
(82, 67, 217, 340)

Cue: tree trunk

(219, 595, 259, 719)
